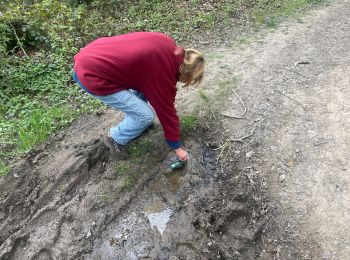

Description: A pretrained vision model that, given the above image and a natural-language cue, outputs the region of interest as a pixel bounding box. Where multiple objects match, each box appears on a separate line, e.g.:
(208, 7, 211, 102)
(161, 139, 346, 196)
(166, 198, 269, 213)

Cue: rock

(246, 150, 254, 159)
(0, 210, 6, 220)
(86, 230, 92, 239)
(279, 174, 286, 182)
(64, 194, 72, 202)
(33, 152, 47, 164)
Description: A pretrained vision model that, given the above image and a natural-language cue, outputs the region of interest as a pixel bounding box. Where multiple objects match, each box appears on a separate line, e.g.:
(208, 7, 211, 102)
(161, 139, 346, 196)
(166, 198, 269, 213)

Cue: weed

(128, 139, 155, 159)
(115, 161, 131, 176)
(0, 161, 10, 176)
(181, 115, 198, 134)
(238, 37, 249, 45)
(121, 175, 136, 191)
(198, 89, 209, 101)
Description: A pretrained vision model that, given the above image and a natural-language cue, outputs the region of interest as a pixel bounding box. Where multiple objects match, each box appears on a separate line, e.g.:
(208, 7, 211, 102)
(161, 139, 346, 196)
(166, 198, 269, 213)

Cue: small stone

(64, 194, 72, 202)
(279, 174, 286, 182)
(246, 151, 254, 158)
(0, 210, 6, 220)
(207, 241, 213, 246)
(33, 152, 47, 164)
(92, 221, 96, 227)
(86, 230, 92, 239)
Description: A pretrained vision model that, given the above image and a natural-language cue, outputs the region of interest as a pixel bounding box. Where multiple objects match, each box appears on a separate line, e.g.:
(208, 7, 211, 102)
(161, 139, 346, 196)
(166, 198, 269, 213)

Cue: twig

(209, 108, 216, 120)
(214, 127, 256, 161)
(221, 88, 247, 119)
(214, 127, 255, 150)
(11, 25, 29, 59)
(223, 142, 233, 161)
(226, 126, 255, 143)
(209, 129, 220, 137)
(274, 90, 306, 111)
(216, 142, 229, 161)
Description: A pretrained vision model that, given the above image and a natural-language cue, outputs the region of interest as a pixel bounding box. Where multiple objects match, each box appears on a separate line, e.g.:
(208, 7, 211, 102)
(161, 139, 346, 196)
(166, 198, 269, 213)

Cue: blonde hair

(179, 49, 204, 86)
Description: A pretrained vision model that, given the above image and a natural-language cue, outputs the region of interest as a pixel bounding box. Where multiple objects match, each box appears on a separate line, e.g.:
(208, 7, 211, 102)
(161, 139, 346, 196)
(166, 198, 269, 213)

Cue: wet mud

(0, 111, 268, 260)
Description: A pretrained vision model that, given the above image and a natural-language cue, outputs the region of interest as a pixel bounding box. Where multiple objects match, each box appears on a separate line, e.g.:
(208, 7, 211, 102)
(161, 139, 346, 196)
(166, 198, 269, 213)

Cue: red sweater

(74, 32, 184, 146)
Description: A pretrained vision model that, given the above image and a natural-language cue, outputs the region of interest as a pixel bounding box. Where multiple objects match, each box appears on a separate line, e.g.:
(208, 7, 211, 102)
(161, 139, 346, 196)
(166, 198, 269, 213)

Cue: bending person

(73, 32, 204, 161)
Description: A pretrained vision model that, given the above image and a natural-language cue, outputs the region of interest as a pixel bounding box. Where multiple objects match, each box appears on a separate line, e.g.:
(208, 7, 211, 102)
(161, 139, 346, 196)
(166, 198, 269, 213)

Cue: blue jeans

(73, 73, 154, 145)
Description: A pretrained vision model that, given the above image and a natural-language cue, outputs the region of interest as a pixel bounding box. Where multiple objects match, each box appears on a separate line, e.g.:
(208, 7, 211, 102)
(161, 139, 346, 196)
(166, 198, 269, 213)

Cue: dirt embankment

(1, 0, 350, 259)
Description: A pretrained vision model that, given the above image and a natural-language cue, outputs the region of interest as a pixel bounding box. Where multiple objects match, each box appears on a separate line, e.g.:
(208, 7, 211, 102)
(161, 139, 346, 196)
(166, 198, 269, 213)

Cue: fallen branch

(221, 88, 247, 119)
(11, 25, 29, 59)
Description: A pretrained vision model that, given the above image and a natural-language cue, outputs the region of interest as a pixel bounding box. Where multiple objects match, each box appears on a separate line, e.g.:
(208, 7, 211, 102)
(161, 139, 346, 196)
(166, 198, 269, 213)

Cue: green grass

(198, 89, 209, 101)
(252, 0, 326, 28)
(181, 115, 198, 134)
(0, 161, 10, 176)
(114, 161, 131, 176)
(238, 36, 249, 45)
(120, 175, 137, 191)
(128, 139, 155, 159)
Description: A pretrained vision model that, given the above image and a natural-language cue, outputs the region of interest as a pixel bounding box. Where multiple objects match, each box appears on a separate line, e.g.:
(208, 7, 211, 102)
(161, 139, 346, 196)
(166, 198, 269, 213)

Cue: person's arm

(146, 88, 189, 161)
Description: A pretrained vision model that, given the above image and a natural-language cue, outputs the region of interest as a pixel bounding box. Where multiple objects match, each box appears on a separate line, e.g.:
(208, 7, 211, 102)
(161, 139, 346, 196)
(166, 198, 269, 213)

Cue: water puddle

(87, 147, 218, 259)
(166, 171, 183, 192)
(145, 208, 173, 235)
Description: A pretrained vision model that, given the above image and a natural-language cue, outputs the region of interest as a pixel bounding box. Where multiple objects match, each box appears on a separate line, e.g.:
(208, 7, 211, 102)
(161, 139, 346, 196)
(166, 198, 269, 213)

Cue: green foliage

(0, 161, 10, 176)
(198, 89, 209, 101)
(128, 139, 155, 159)
(251, 0, 326, 27)
(120, 175, 137, 191)
(181, 115, 198, 134)
(115, 161, 131, 176)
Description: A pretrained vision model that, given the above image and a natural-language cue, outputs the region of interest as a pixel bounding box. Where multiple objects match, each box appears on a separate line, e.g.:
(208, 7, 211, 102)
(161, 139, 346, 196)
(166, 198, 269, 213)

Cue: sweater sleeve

(145, 84, 181, 149)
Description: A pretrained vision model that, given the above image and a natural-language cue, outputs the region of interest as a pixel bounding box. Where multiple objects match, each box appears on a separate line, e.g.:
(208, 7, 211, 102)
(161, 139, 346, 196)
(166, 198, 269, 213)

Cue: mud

(0, 109, 267, 259)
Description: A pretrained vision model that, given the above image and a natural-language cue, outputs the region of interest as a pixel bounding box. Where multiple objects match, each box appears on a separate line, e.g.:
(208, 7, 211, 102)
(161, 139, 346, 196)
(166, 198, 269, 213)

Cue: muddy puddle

(86, 147, 218, 259)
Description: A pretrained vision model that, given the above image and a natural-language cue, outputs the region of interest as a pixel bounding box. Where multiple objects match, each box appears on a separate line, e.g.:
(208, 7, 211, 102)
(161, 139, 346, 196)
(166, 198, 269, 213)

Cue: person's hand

(175, 148, 189, 161)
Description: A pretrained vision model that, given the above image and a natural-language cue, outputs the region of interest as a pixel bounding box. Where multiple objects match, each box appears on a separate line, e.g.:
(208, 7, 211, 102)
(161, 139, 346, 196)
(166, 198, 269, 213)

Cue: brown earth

(1, 0, 350, 259)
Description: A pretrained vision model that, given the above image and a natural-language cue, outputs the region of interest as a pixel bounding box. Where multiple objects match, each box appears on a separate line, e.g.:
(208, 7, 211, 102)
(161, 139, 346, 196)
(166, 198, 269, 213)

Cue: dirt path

(213, 0, 350, 258)
(1, 1, 349, 259)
